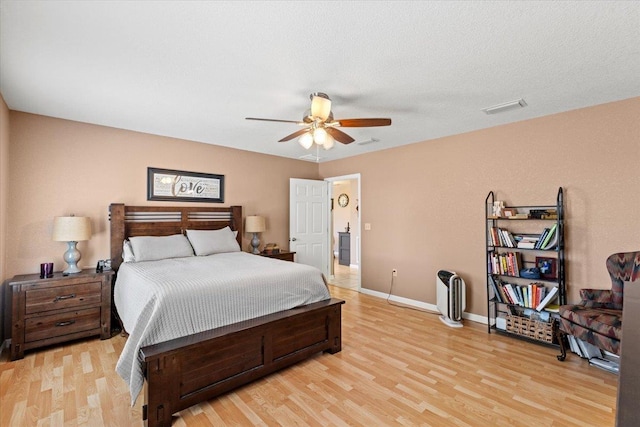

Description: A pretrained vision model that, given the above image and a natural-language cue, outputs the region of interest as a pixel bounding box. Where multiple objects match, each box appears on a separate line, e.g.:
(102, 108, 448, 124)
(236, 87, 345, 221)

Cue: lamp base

(63, 241, 83, 274)
(250, 233, 261, 255)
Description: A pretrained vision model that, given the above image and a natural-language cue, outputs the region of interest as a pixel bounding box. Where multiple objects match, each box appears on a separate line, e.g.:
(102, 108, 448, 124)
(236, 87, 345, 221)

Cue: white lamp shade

(52, 216, 92, 241)
(245, 215, 266, 233)
(298, 132, 314, 149)
(322, 133, 335, 150)
(311, 95, 332, 121)
(313, 127, 328, 144)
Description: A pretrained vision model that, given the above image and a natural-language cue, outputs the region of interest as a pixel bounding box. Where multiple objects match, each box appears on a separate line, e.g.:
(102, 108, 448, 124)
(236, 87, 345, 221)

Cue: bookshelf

(485, 187, 565, 346)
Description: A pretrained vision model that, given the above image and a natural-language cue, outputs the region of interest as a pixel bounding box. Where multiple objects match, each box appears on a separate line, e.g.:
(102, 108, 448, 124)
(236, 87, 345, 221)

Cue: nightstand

(8, 269, 113, 361)
(259, 251, 296, 262)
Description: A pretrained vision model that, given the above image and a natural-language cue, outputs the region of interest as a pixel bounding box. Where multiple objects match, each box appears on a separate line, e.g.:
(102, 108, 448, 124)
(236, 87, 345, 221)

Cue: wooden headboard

(109, 203, 243, 272)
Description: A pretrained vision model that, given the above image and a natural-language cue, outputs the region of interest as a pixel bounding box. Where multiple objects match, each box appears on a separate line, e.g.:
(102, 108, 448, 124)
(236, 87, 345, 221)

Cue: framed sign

(147, 167, 224, 203)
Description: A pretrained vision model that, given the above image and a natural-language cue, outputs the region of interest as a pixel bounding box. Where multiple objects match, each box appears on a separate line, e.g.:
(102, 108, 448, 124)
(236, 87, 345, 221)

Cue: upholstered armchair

(556, 251, 640, 361)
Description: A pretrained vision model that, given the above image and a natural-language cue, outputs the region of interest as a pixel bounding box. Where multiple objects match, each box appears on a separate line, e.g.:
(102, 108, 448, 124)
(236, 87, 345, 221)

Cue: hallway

(329, 258, 358, 290)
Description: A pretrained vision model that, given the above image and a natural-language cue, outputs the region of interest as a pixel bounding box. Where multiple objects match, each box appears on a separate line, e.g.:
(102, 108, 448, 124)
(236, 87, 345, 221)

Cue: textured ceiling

(1, 1, 639, 162)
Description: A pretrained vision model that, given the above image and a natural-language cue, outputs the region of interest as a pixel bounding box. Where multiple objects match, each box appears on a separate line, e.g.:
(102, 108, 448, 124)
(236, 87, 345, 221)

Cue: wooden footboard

(140, 298, 344, 427)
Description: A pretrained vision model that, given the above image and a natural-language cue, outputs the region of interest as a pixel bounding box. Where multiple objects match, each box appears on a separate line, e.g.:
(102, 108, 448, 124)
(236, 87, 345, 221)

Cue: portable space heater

(436, 270, 466, 328)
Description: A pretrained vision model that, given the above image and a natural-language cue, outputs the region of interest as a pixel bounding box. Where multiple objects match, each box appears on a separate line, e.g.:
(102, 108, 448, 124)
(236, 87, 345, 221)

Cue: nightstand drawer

(25, 307, 101, 342)
(25, 281, 102, 314)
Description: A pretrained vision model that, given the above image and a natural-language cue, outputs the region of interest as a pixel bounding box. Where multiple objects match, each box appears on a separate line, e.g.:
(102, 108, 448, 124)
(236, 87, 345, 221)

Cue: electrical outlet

(392, 268, 398, 277)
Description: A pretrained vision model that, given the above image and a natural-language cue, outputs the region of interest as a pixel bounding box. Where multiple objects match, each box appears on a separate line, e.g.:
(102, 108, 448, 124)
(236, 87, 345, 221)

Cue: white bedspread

(113, 252, 330, 404)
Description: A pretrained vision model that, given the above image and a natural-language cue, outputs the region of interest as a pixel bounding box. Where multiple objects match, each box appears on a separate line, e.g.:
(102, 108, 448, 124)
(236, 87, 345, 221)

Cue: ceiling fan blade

(335, 118, 392, 127)
(278, 128, 310, 142)
(246, 117, 302, 124)
(326, 127, 355, 144)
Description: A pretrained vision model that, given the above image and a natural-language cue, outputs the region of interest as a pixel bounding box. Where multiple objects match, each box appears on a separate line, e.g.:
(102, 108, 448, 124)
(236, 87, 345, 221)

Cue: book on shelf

(498, 283, 512, 305)
(539, 224, 557, 249)
(530, 209, 557, 219)
(489, 227, 518, 247)
(536, 285, 547, 307)
(500, 283, 513, 305)
(490, 280, 550, 310)
(515, 234, 540, 249)
(542, 230, 559, 250)
(517, 241, 537, 249)
(506, 253, 514, 276)
(489, 252, 522, 276)
(511, 283, 544, 308)
(535, 286, 559, 311)
(513, 252, 522, 276)
(544, 303, 560, 313)
(514, 286, 524, 307)
(488, 227, 498, 246)
(535, 228, 550, 249)
(488, 275, 503, 303)
(503, 283, 521, 306)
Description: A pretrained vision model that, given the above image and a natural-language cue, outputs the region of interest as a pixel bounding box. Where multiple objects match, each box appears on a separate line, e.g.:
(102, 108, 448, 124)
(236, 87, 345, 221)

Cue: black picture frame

(535, 256, 557, 280)
(147, 167, 225, 203)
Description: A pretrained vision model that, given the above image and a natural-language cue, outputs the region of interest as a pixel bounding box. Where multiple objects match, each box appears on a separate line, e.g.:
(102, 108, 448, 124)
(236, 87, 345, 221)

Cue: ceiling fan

(246, 93, 392, 150)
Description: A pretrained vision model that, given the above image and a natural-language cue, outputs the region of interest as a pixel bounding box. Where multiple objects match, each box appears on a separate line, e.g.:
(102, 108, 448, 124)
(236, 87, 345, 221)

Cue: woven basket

(506, 314, 554, 343)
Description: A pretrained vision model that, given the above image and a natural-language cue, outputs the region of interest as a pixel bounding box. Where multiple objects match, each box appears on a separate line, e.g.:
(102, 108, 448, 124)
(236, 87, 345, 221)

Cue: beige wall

(1, 97, 638, 330)
(320, 97, 640, 316)
(0, 94, 9, 344)
(4, 112, 319, 280)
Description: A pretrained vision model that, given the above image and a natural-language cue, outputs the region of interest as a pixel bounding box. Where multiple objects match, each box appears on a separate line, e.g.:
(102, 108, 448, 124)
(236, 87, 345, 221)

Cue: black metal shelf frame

(485, 187, 565, 335)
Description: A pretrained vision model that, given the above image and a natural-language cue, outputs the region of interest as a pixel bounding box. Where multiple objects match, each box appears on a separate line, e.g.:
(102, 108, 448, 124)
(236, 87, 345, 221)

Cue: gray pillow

(186, 227, 240, 256)
(128, 234, 194, 262)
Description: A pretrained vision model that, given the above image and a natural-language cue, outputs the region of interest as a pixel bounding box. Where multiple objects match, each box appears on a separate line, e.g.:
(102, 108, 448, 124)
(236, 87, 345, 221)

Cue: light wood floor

(1, 286, 617, 426)
(330, 259, 359, 290)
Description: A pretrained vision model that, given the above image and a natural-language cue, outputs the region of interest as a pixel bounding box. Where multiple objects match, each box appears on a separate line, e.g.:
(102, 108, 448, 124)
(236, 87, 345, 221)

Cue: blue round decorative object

(520, 267, 541, 279)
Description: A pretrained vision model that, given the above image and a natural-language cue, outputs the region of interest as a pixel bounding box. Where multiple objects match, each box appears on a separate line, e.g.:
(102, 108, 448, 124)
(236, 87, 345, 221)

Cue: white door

(289, 178, 330, 276)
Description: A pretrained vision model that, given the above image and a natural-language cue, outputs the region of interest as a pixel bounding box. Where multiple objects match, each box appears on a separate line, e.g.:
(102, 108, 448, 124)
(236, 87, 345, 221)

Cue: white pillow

(123, 240, 135, 262)
(186, 227, 241, 256)
(128, 234, 194, 262)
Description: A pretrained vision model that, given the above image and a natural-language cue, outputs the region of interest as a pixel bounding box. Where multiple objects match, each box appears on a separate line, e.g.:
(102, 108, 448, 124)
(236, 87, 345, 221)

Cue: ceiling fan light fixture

(298, 132, 314, 149)
(311, 94, 332, 121)
(248, 92, 392, 152)
(313, 127, 328, 144)
(322, 134, 335, 150)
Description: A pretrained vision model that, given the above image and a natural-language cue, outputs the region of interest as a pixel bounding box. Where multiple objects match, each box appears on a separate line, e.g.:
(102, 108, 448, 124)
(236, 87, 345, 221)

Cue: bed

(109, 203, 344, 427)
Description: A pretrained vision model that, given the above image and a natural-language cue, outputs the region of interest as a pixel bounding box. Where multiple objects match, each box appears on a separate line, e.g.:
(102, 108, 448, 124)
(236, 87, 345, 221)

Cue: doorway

(326, 174, 361, 291)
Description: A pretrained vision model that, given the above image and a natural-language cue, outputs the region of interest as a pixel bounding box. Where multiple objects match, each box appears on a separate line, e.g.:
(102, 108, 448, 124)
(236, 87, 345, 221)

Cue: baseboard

(358, 287, 488, 325)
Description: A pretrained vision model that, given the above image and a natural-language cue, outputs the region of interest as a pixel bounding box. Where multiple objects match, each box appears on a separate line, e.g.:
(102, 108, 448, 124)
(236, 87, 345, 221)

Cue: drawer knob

(55, 320, 76, 327)
(53, 293, 76, 302)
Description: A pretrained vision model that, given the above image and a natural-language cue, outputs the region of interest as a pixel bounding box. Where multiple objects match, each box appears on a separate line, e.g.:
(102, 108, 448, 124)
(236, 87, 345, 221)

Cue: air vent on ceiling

(356, 137, 380, 145)
(482, 98, 527, 115)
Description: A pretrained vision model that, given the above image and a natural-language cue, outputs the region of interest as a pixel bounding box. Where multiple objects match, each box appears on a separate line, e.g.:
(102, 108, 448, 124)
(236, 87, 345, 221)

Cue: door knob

(291, 237, 297, 241)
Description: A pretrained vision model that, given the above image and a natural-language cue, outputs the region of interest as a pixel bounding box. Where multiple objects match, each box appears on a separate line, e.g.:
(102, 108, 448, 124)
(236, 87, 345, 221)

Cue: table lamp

(52, 215, 92, 274)
(245, 215, 266, 254)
